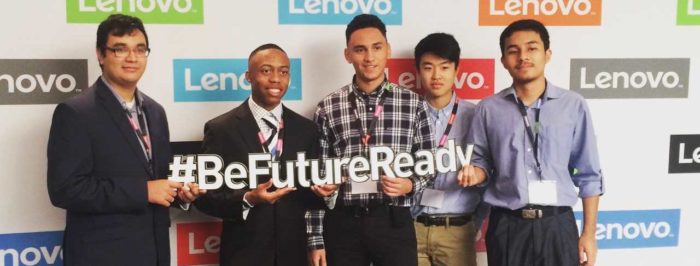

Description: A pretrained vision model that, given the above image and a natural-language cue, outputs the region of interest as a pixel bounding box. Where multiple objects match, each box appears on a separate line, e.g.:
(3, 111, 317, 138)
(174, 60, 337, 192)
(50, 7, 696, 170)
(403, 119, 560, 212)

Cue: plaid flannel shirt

(305, 80, 434, 250)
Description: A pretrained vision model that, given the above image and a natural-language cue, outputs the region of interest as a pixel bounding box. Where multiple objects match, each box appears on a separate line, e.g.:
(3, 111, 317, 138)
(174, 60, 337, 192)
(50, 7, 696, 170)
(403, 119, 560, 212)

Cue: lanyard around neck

(124, 100, 152, 164)
(515, 96, 543, 174)
(348, 82, 391, 146)
(436, 102, 460, 148)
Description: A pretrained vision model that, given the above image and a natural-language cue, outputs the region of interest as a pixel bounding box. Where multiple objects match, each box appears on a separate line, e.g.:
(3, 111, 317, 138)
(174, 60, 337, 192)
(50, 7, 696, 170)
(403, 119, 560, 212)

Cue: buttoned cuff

(578, 180, 604, 198)
(475, 165, 490, 188)
(242, 196, 254, 220)
(324, 191, 338, 210)
(307, 235, 325, 251)
(406, 176, 420, 196)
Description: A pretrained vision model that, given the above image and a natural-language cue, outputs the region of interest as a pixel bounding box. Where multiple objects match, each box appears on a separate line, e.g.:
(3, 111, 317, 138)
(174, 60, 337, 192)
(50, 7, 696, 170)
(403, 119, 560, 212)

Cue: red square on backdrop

(386, 58, 495, 100)
(177, 221, 223, 266)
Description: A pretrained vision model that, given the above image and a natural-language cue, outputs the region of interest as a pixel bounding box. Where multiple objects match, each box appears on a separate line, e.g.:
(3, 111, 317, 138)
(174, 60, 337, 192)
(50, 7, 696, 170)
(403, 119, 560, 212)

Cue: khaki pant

(415, 220, 477, 266)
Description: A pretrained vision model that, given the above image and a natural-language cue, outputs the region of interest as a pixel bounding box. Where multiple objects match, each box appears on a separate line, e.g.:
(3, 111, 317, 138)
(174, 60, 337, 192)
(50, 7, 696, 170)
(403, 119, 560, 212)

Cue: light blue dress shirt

(412, 93, 486, 221)
(467, 82, 604, 210)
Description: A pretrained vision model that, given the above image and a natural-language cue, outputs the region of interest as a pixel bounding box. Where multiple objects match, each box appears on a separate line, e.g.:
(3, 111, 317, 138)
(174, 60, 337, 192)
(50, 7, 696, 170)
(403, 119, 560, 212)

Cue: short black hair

(248, 43, 287, 62)
(345, 14, 386, 44)
(414, 33, 461, 70)
(499, 19, 549, 55)
(96, 14, 149, 53)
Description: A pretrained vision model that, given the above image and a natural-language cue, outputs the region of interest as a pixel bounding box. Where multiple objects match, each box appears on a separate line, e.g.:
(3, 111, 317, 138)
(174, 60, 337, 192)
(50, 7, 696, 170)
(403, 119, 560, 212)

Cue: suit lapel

(141, 96, 160, 176)
(235, 100, 265, 154)
(280, 106, 298, 161)
(95, 79, 153, 177)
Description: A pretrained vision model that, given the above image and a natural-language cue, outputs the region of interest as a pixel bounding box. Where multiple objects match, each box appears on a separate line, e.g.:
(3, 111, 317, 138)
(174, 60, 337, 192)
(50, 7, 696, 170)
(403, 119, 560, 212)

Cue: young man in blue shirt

(411, 32, 487, 266)
(467, 19, 604, 266)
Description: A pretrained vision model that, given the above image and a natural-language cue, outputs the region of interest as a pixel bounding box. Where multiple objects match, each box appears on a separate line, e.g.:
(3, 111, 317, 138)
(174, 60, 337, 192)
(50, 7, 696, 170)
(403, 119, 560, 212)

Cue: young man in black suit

(47, 14, 204, 266)
(194, 44, 323, 266)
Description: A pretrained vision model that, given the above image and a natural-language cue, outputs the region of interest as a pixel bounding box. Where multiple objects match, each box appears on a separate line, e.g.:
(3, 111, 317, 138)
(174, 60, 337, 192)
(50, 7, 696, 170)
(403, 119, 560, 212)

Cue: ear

(500, 55, 507, 69)
(545, 49, 552, 64)
(245, 70, 251, 82)
(96, 48, 104, 65)
(344, 47, 351, 64)
(386, 42, 392, 58)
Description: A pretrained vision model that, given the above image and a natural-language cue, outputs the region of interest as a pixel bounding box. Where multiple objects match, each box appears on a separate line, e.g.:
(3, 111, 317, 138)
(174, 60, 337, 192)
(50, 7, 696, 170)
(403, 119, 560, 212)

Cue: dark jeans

(324, 205, 417, 266)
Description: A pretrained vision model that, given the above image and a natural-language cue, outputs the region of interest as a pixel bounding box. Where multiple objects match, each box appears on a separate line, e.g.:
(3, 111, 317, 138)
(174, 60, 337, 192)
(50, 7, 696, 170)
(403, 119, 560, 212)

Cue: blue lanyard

(516, 96, 543, 175)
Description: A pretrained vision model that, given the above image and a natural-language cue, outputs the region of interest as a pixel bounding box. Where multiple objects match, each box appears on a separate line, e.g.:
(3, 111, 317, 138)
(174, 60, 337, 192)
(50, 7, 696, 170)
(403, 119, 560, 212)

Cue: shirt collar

(502, 79, 564, 104)
(426, 92, 456, 119)
(351, 75, 389, 98)
(101, 75, 143, 111)
(248, 97, 283, 122)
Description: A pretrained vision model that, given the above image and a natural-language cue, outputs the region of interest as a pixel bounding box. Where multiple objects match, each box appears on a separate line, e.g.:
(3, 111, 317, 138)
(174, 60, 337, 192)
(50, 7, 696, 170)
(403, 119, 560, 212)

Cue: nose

(125, 48, 138, 62)
(518, 50, 529, 62)
(269, 70, 281, 83)
(365, 49, 375, 63)
(432, 68, 441, 80)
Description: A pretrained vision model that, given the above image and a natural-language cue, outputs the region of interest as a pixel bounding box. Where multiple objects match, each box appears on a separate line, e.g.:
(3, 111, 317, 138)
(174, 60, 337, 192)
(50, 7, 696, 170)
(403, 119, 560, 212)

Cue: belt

(416, 214, 473, 226)
(493, 205, 572, 219)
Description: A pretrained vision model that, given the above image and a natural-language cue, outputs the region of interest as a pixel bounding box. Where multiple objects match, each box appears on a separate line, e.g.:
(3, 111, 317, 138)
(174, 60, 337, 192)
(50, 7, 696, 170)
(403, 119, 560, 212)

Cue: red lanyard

(348, 82, 390, 146)
(124, 104, 152, 163)
(437, 102, 460, 148)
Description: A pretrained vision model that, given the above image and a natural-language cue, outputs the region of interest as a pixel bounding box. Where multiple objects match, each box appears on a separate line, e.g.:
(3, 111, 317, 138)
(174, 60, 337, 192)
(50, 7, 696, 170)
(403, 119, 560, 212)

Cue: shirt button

(369, 107, 374, 111)
(527, 170, 533, 174)
(527, 148, 532, 152)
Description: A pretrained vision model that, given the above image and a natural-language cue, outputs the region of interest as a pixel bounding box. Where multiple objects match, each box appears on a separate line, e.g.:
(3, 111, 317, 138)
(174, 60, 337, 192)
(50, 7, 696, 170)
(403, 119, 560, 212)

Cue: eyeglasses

(104, 46, 151, 58)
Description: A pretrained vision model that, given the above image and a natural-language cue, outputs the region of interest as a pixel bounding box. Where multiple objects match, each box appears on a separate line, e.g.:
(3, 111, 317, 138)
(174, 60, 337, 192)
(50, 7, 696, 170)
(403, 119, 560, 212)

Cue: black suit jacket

(194, 100, 323, 266)
(47, 79, 172, 266)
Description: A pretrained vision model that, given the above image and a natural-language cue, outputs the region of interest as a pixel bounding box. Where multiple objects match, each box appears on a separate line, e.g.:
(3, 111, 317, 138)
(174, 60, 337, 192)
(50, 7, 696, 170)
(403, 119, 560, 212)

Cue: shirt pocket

(539, 120, 575, 165)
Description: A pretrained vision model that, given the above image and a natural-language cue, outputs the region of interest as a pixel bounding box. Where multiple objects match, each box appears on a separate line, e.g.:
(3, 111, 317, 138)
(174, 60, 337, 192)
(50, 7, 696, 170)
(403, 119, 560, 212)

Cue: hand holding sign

(381, 175, 413, 197)
(244, 180, 296, 205)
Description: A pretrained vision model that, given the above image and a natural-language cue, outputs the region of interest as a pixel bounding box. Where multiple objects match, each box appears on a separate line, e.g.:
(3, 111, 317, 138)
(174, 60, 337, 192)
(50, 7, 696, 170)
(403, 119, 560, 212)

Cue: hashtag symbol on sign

(169, 155, 197, 183)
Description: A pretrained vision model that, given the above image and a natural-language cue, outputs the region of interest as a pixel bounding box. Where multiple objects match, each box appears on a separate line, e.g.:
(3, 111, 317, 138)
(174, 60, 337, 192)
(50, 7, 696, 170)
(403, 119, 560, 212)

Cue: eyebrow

(352, 41, 383, 50)
(506, 40, 541, 50)
(259, 64, 289, 69)
(110, 42, 147, 47)
(421, 59, 451, 66)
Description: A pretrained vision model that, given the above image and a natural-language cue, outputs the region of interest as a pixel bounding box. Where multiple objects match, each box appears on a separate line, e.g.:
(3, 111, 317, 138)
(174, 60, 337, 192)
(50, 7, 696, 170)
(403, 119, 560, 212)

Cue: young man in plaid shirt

(305, 14, 434, 266)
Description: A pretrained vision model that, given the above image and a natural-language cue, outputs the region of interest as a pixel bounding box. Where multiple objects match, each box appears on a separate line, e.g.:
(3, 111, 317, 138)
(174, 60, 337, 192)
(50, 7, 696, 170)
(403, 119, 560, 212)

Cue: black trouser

(486, 206, 579, 266)
(324, 205, 417, 266)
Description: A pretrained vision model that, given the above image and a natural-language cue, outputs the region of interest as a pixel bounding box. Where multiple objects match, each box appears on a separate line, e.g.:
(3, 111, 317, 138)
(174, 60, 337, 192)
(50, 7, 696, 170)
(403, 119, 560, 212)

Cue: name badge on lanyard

(350, 178, 379, 194)
(528, 180, 558, 205)
(419, 188, 445, 209)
